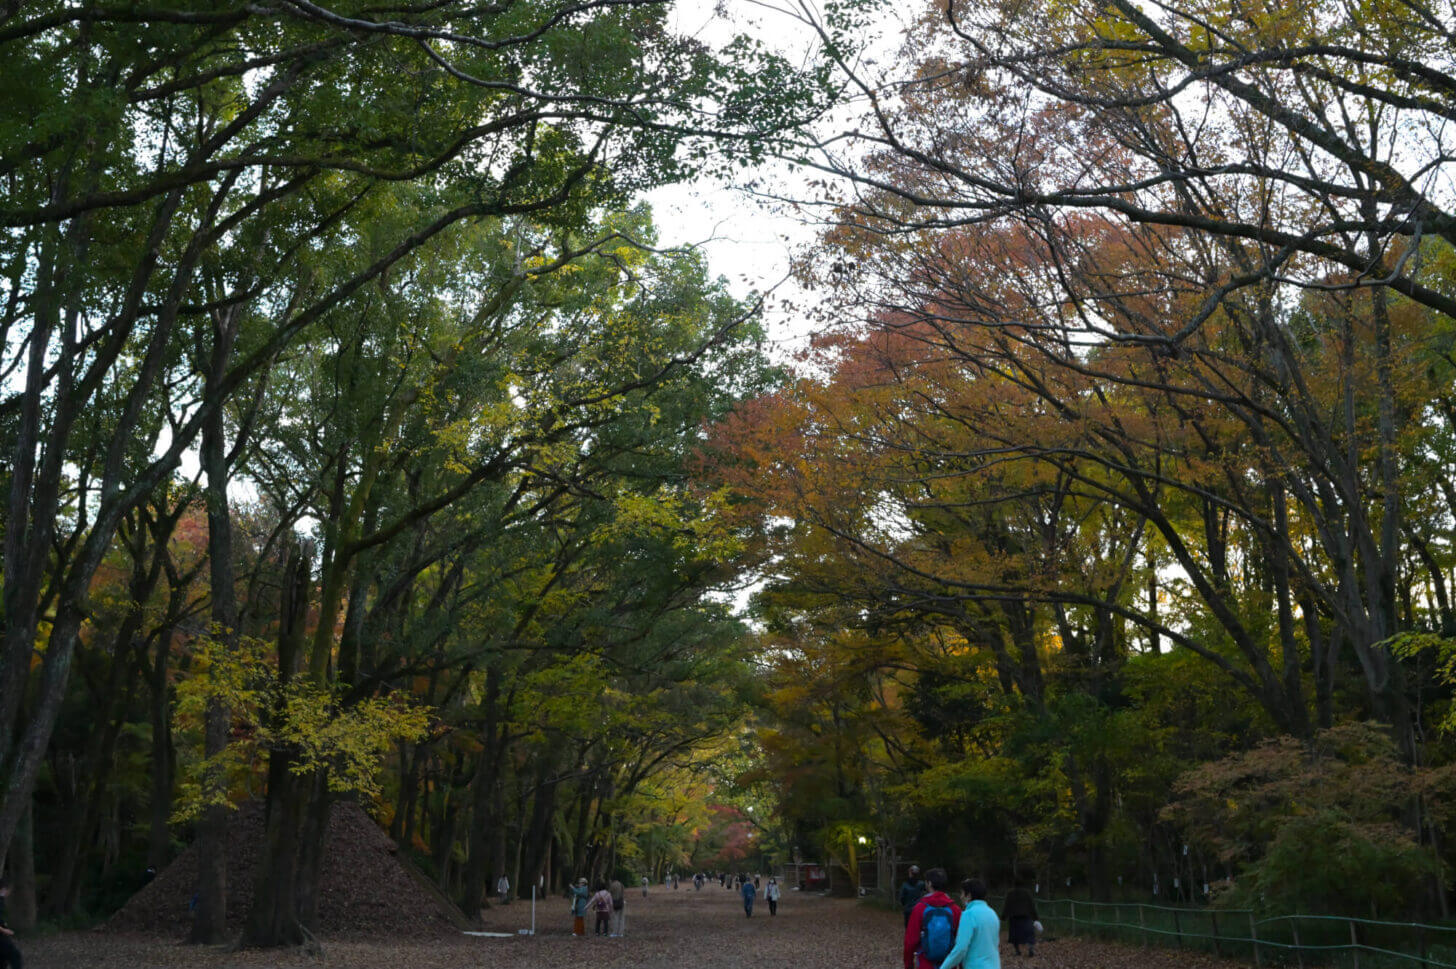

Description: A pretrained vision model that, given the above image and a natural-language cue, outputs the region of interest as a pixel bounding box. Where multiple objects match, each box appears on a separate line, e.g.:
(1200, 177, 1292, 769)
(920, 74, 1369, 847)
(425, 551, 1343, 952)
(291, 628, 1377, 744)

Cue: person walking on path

(570, 877, 591, 937)
(939, 878, 1000, 969)
(0, 878, 21, 969)
(496, 874, 510, 905)
(903, 868, 961, 969)
(1001, 882, 1037, 957)
(609, 877, 626, 937)
(591, 881, 613, 936)
(741, 875, 757, 917)
(765, 877, 780, 916)
(899, 865, 927, 927)
(641, 875, 649, 898)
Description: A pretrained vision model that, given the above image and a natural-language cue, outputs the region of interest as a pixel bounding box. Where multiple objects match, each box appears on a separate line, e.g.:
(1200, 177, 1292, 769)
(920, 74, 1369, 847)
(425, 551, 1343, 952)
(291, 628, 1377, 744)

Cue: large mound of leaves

(109, 801, 465, 939)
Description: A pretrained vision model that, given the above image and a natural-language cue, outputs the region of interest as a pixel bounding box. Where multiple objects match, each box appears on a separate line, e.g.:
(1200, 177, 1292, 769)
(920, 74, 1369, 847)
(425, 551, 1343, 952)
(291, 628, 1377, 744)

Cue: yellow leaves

(172, 632, 432, 821)
(592, 485, 745, 561)
(275, 685, 432, 797)
(173, 632, 270, 728)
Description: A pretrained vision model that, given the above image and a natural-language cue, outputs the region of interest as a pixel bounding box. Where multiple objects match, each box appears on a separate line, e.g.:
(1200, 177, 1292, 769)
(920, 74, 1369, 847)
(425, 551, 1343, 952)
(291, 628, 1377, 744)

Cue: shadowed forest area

(2, 0, 1456, 956)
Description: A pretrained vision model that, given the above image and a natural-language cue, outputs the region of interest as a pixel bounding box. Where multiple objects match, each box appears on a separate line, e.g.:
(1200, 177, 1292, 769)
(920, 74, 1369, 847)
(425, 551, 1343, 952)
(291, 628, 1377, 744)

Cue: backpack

(920, 904, 955, 963)
(594, 892, 611, 913)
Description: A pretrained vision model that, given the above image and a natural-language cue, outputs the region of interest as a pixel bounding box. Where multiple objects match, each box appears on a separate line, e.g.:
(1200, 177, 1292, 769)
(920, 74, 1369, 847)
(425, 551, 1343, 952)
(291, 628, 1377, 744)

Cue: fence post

(1113, 905, 1121, 943)
(1211, 910, 1222, 956)
(1419, 925, 1429, 969)
(1249, 912, 1261, 968)
(1292, 919, 1305, 969)
(1173, 907, 1183, 949)
(1349, 920, 1360, 969)
(1139, 904, 1148, 948)
(1070, 899, 1076, 930)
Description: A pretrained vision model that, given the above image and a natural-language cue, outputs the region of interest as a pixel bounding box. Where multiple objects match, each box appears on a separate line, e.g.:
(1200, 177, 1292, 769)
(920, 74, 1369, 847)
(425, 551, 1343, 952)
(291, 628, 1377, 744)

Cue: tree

(0, 2, 825, 905)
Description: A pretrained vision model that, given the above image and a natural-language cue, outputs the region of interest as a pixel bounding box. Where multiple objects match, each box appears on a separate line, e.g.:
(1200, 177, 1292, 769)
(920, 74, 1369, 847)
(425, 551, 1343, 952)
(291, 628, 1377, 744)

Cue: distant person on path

(766, 877, 780, 916)
(899, 865, 927, 927)
(741, 875, 756, 917)
(496, 873, 510, 905)
(0, 878, 20, 969)
(591, 881, 613, 936)
(570, 877, 591, 936)
(1001, 882, 1038, 957)
(903, 868, 961, 969)
(609, 877, 626, 937)
(940, 879, 1000, 969)
(641, 875, 649, 897)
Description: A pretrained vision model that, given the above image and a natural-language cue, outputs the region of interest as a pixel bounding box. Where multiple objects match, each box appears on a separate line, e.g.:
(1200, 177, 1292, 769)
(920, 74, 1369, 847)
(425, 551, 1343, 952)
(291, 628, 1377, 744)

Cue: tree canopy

(5, 0, 1456, 944)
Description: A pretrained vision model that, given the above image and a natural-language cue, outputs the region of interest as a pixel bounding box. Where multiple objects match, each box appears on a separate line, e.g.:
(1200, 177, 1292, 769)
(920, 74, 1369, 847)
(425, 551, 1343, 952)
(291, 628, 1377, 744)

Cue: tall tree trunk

(8, 800, 36, 932)
(191, 306, 242, 945)
(50, 649, 143, 915)
(293, 775, 332, 934)
(242, 541, 312, 948)
(147, 632, 176, 870)
(245, 766, 308, 947)
(519, 763, 559, 894)
(461, 665, 502, 920)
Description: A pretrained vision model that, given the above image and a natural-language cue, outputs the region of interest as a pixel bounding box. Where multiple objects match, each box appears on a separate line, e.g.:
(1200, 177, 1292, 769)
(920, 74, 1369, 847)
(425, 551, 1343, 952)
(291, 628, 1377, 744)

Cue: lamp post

(875, 836, 888, 897)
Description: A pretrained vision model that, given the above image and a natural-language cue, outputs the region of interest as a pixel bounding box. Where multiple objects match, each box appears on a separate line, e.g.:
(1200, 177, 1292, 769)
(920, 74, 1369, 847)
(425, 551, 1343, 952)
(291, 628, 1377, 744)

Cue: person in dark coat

(0, 877, 22, 969)
(898, 865, 927, 927)
(1002, 881, 1039, 956)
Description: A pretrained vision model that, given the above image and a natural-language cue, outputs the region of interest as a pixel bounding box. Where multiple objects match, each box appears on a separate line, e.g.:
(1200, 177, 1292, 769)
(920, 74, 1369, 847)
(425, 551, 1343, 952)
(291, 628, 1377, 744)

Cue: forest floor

(28, 884, 1241, 969)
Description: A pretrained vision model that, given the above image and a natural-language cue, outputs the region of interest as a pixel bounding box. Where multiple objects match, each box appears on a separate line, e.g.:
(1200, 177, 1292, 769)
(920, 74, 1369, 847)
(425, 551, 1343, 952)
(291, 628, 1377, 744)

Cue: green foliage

(1224, 810, 1439, 917)
(1390, 635, 1456, 735)
(1165, 723, 1447, 916)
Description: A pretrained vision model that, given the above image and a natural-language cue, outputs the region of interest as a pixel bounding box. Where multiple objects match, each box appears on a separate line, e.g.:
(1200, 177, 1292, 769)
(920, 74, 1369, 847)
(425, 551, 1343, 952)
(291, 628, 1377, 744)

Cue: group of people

(562, 870, 783, 936)
(569, 877, 628, 937)
(737, 874, 780, 917)
(900, 866, 1039, 969)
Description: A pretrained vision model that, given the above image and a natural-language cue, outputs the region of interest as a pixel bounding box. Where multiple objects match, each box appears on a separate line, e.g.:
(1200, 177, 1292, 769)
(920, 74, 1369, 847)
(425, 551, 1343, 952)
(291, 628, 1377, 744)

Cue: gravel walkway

(27, 884, 1239, 968)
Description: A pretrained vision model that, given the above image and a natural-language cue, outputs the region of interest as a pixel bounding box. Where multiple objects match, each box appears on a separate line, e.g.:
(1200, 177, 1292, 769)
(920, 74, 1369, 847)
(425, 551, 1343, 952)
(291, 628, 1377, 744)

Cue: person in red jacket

(903, 868, 962, 969)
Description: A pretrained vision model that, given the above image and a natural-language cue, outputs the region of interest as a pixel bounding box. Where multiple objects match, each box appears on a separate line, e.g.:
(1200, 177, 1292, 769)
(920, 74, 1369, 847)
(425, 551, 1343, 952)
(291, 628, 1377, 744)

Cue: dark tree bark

(8, 800, 36, 932)
(191, 305, 243, 945)
(461, 664, 503, 920)
(241, 540, 312, 948)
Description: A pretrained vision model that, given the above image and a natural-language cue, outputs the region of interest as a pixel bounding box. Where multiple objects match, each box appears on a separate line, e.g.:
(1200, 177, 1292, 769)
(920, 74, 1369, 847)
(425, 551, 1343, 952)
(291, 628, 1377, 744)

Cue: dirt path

(27, 884, 1239, 968)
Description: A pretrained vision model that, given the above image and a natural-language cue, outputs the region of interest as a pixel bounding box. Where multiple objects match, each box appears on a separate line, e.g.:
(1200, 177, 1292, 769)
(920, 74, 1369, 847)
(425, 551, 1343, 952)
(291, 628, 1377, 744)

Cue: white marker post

(531, 885, 536, 936)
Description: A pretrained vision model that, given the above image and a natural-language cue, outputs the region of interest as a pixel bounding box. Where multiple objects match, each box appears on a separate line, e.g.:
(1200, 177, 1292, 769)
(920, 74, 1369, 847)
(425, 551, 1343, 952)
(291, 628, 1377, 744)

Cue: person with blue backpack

(903, 867, 961, 969)
(938, 878, 1002, 969)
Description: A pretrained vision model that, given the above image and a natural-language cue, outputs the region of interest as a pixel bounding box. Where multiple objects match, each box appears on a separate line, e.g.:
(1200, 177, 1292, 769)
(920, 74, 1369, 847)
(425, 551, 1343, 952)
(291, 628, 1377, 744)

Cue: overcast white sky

(645, 0, 909, 356)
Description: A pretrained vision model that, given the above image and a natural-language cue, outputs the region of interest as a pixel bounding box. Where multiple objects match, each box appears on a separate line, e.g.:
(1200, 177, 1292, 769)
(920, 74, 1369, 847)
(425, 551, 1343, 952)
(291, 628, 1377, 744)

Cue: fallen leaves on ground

(34, 886, 1246, 969)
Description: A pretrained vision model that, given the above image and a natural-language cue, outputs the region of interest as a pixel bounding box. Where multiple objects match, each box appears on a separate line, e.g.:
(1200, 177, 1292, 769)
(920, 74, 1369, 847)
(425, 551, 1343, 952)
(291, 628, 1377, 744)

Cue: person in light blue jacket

(940, 878, 1001, 969)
